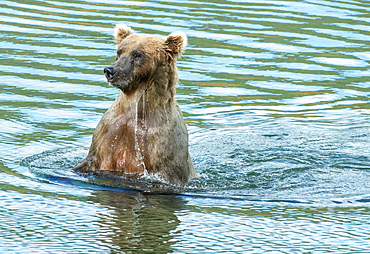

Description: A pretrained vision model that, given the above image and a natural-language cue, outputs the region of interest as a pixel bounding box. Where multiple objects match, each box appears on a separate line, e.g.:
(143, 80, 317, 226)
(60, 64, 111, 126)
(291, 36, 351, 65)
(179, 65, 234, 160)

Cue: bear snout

(104, 66, 116, 80)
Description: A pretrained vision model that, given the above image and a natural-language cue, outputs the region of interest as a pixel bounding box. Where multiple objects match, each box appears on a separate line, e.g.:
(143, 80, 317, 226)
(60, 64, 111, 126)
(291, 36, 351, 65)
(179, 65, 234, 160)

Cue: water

(1, 0, 370, 252)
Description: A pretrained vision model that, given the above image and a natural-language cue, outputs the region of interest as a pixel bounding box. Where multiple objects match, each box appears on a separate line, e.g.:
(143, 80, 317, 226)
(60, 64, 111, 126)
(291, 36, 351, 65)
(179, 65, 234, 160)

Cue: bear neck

(117, 64, 178, 116)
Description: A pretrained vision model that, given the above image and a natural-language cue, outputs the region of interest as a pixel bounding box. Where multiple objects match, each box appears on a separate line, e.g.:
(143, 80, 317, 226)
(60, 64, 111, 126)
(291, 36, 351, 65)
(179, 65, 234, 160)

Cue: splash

(20, 147, 185, 193)
(19, 125, 370, 202)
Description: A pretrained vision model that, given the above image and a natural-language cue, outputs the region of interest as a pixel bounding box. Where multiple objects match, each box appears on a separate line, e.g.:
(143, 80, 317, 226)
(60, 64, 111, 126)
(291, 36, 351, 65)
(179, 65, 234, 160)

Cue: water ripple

(1, 0, 370, 252)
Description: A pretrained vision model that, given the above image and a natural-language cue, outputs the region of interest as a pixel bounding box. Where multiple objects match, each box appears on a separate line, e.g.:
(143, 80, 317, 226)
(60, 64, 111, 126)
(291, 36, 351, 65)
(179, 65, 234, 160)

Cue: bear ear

(114, 24, 134, 46)
(164, 31, 187, 58)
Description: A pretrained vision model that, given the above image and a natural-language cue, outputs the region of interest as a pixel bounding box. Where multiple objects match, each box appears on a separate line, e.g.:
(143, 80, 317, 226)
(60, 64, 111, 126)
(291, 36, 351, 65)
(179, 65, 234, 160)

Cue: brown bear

(73, 24, 197, 186)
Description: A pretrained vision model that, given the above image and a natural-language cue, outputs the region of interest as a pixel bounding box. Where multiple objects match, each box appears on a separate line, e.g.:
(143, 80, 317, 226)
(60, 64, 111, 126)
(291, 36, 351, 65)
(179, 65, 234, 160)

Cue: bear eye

(132, 52, 143, 65)
(133, 52, 142, 60)
(116, 49, 123, 60)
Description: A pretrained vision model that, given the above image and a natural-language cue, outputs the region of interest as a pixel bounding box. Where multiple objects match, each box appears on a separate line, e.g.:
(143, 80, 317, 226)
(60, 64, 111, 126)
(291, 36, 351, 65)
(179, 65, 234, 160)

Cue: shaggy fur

(73, 24, 196, 186)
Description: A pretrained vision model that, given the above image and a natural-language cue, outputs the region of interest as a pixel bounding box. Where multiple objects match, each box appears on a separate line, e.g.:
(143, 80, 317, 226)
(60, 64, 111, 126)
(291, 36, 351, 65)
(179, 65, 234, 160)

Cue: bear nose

(104, 67, 116, 79)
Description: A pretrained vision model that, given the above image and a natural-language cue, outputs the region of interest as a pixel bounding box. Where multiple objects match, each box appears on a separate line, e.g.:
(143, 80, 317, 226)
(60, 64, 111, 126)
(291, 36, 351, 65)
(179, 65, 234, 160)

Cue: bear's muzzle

(104, 66, 115, 80)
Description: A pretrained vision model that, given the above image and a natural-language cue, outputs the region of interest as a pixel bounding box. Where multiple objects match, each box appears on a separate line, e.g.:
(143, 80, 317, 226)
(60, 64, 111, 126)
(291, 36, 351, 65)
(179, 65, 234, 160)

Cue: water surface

(1, 0, 370, 253)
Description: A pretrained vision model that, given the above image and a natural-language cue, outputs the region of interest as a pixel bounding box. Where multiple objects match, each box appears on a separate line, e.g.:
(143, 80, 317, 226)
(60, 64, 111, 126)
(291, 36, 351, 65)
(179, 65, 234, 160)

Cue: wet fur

(73, 24, 196, 186)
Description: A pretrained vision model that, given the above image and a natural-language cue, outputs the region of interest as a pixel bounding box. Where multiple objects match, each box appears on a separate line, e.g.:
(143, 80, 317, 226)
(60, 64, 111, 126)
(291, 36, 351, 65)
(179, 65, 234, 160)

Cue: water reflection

(92, 191, 185, 253)
(0, 176, 185, 252)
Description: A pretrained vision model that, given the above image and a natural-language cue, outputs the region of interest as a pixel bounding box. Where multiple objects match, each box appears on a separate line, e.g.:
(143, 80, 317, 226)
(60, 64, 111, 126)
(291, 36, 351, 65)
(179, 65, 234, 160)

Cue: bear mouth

(104, 66, 132, 90)
(109, 79, 131, 90)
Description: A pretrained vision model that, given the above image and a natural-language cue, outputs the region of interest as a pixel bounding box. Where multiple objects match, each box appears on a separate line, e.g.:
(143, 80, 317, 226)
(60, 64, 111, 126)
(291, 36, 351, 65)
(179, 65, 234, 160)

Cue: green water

(1, 0, 370, 253)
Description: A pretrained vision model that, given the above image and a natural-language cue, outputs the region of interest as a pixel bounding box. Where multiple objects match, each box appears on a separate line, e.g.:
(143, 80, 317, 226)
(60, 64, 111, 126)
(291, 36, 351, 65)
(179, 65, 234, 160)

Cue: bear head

(104, 24, 187, 94)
